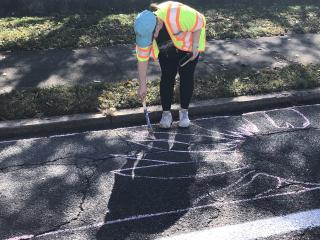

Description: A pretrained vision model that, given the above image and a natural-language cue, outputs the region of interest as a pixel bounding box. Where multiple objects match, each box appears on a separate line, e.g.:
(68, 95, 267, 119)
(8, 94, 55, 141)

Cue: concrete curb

(0, 88, 320, 140)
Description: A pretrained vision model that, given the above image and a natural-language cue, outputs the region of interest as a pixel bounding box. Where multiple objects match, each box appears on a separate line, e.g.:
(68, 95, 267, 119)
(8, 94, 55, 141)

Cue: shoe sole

(159, 122, 173, 129)
(178, 121, 190, 128)
(178, 124, 190, 128)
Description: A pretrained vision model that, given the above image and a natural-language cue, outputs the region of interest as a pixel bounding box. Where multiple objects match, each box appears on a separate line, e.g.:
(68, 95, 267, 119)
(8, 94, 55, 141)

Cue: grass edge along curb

(0, 63, 320, 122)
(0, 87, 320, 140)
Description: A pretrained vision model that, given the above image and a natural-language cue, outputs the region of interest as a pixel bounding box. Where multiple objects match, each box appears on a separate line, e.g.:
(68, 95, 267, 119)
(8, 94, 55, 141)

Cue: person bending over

(134, 1, 206, 128)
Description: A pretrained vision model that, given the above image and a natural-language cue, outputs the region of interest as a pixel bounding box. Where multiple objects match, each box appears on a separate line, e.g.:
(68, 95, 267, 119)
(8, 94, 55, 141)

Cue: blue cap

(134, 10, 157, 48)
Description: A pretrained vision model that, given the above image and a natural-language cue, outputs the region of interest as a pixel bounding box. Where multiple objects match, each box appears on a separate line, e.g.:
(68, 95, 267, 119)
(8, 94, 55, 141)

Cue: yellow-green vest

(136, 1, 206, 62)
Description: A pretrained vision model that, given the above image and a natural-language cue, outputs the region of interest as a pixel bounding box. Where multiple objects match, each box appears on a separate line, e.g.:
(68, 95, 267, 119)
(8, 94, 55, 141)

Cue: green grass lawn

(1, 63, 319, 121)
(1, 1, 320, 121)
(0, 2, 320, 51)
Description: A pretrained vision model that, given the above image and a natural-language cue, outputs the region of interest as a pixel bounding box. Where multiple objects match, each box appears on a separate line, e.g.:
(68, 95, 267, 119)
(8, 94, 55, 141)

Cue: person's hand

(138, 83, 147, 100)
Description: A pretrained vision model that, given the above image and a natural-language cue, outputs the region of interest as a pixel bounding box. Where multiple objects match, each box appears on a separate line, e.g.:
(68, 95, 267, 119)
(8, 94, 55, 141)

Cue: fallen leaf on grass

(100, 107, 117, 116)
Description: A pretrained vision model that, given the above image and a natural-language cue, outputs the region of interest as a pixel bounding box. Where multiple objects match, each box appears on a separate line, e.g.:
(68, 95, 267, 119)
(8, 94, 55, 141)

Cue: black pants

(158, 46, 199, 111)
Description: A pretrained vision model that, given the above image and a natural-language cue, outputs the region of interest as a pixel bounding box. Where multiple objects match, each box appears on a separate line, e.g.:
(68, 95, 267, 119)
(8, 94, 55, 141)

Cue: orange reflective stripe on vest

(135, 1, 206, 62)
(191, 13, 204, 32)
(154, 1, 206, 53)
(135, 40, 159, 62)
(136, 46, 151, 61)
(174, 31, 187, 40)
(166, 2, 182, 34)
(182, 32, 192, 51)
(165, 2, 195, 52)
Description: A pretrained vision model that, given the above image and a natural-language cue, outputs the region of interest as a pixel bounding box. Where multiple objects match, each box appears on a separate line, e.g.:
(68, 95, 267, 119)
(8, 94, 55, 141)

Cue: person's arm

(191, 29, 201, 60)
(137, 60, 148, 100)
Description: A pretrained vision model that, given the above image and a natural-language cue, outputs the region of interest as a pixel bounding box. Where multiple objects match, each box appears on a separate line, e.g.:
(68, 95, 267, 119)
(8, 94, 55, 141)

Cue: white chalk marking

(131, 151, 144, 179)
(114, 166, 251, 180)
(152, 131, 231, 140)
(127, 139, 240, 153)
(238, 117, 260, 136)
(156, 208, 320, 240)
(4, 105, 320, 240)
(263, 108, 310, 129)
(6, 187, 320, 240)
(6, 235, 35, 240)
(1, 104, 318, 145)
(194, 170, 320, 205)
(194, 170, 256, 204)
(191, 122, 246, 139)
(242, 103, 320, 116)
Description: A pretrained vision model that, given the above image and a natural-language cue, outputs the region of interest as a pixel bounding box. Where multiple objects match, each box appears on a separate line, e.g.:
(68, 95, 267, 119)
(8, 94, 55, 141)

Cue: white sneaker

(159, 111, 173, 129)
(179, 109, 190, 128)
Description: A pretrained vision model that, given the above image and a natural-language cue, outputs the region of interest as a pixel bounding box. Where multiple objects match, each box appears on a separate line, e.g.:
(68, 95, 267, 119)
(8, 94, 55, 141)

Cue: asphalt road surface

(1, 104, 320, 240)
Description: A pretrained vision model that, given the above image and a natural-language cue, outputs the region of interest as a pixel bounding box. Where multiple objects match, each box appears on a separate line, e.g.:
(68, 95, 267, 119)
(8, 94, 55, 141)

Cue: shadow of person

(96, 128, 197, 240)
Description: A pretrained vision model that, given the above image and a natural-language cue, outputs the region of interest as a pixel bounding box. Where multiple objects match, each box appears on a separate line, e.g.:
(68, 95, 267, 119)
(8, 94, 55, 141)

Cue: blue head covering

(134, 10, 157, 48)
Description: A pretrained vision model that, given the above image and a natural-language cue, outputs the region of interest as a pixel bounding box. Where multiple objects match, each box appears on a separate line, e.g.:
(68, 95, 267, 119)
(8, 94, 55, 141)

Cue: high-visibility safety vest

(136, 1, 206, 62)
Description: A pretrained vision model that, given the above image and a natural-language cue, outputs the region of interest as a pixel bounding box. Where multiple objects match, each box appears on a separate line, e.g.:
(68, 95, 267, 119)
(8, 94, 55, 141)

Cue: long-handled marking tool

(179, 52, 193, 67)
(142, 100, 153, 133)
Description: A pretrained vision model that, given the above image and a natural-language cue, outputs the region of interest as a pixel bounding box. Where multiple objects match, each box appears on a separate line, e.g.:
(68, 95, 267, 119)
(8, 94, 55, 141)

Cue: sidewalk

(1, 33, 320, 94)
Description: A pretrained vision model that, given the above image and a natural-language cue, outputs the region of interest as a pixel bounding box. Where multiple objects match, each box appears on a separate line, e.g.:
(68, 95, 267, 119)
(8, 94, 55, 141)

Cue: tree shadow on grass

(0, 12, 138, 92)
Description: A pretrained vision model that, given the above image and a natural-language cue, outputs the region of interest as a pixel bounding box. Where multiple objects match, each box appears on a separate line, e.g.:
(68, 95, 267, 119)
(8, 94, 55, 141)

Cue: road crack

(0, 154, 118, 173)
(31, 163, 97, 239)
